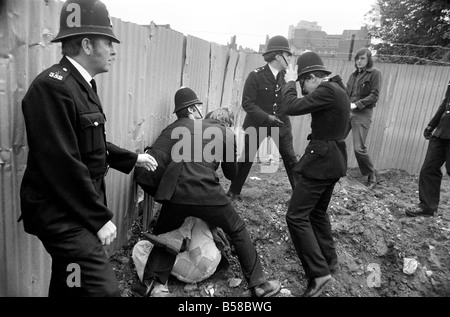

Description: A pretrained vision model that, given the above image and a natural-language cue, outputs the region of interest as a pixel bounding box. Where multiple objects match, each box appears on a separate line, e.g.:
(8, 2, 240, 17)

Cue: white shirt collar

(268, 63, 279, 80)
(66, 56, 94, 87)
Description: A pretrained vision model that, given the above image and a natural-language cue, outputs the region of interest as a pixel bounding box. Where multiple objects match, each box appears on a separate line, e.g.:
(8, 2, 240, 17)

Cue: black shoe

(302, 275, 332, 297)
(405, 208, 434, 218)
(130, 282, 148, 297)
(133, 279, 155, 297)
(226, 190, 242, 201)
(367, 173, 377, 188)
(251, 280, 281, 297)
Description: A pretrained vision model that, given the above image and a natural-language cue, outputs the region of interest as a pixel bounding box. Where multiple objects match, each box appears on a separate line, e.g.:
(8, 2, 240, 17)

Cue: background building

(286, 20, 370, 59)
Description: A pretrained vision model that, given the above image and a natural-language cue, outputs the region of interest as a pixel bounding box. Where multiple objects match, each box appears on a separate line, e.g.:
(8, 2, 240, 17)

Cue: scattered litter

(403, 258, 419, 275)
(228, 278, 242, 288)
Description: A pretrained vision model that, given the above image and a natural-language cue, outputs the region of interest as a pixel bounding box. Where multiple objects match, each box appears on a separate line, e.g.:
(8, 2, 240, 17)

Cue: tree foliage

(366, 0, 450, 65)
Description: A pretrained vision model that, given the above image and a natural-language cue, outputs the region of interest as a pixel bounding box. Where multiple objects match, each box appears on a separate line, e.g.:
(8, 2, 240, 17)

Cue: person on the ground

(19, 0, 157, 297)
(139, 87, 281, 297)
(227, 35, 299, 201)
(406, 80, 450, 218)
(282, 51, 350, 297)
(345, 47, 382, 188)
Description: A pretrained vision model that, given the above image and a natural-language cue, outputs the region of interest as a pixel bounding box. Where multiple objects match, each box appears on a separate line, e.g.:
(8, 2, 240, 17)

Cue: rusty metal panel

(145, 24, 185, 141)
(222, 49, 240, 113)
(369, 63, 449, 174)
(182, 35, 211, 117)
(208, 42, 229, 113)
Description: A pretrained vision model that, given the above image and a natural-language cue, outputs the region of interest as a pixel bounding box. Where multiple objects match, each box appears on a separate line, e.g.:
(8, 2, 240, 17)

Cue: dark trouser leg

(142, 204, 185, 285)
(229, 129, 264, 195)
(229, 161, 254, 195)
(275, 130, 299, 190)
(418, 138, 448, 213)
(286, 176, 337, 279)
(349, 110, 375, 176)
(195, 204, 266, 288)
(309, 182, 338, 266)
(41, 227, 121, 297)
(143, 202, 265, 288)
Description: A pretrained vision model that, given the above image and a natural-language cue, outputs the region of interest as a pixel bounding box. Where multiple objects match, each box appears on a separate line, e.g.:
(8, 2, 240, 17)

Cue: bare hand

(136, 153, 158, 171)
(284, 64, 298, 83)
(97, 220, 117, 246)
(350, 103, 358, 110)
(267, 115, 285, 127)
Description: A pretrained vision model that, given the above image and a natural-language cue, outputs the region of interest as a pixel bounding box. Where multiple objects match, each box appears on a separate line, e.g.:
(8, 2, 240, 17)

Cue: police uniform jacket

(242, 64, 292, 136)
(282, 75, 350, 179)
(428, 80, 450, 139)
(20, 56, 138, 237)
(138, 118, 237, 205)
(346, 67, 382, 109)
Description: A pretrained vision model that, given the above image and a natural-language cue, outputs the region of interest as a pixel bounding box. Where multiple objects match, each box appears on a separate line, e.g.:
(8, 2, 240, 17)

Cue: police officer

(139, 87, 281, 297)
(283, 51, 350, 297)
(20, 0, 157, 297)
(406, 80, 450, 217)
(227, 35, 299, 200)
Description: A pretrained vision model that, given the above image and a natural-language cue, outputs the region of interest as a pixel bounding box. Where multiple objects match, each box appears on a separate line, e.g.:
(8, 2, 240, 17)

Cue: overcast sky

(101, 0, 377, 50)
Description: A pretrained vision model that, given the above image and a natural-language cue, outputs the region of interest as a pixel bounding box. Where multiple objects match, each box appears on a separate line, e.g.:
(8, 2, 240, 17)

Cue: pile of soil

(110, 164, 450, 297)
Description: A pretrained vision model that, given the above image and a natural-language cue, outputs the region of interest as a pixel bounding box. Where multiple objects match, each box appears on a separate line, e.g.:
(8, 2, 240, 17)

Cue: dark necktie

(90, 79, 97, 94)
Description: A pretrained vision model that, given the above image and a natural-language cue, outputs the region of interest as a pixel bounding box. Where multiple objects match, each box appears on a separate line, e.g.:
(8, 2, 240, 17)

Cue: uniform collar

(66, 56, 94, 87)
(268, 63, 279, 79)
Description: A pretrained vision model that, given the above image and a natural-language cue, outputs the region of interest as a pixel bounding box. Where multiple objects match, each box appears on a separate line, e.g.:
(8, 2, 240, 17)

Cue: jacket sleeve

(354, 68, 382, 109)
(22, 79, 113, 233)
(107, 142, 138, 174)
(428, 81, 450, 129)
(134, 147, 170, 196)
(242, 71, 270, 125)
(282, 81, 335, 115)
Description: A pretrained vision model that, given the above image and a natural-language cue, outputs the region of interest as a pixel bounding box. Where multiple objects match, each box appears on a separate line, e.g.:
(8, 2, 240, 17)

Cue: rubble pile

(111, 167, 450, 297)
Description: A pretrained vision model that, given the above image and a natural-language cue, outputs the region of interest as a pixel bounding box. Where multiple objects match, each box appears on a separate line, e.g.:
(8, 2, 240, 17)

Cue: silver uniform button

(311, 150, 314, 154)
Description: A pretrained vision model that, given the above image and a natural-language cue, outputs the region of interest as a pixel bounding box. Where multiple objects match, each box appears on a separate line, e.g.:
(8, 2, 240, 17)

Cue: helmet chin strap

(277, 53, 289, 70)
(281, 54, 288, 67)
(194, 105, 203, 119)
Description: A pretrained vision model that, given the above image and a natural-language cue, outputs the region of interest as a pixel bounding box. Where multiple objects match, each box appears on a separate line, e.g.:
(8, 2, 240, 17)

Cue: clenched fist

(97, 220, 117, 246)
(423, 126, 433, 140)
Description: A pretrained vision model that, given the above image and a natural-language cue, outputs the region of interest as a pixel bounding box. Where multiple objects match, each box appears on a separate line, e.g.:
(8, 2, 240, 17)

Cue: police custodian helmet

(296, 51, 331, 80)
(263, 35, 292, 56)
(173, 87, 203, 113)
(51, 0, 120, 43)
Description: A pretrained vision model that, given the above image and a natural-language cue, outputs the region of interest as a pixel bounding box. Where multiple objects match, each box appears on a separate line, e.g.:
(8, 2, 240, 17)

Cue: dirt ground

(110, 162, 450, 298)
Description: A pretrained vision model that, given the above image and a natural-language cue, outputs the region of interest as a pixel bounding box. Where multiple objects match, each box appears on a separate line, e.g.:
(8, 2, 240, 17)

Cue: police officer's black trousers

(286, 175, 338, 279)
(229, 127, 298, 195)
(40, 227, 121, 297)
(418, 137, 450, 214)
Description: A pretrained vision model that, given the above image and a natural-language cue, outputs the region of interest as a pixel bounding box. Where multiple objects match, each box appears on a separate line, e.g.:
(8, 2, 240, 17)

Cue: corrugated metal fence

(0, 0, 449, 296)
